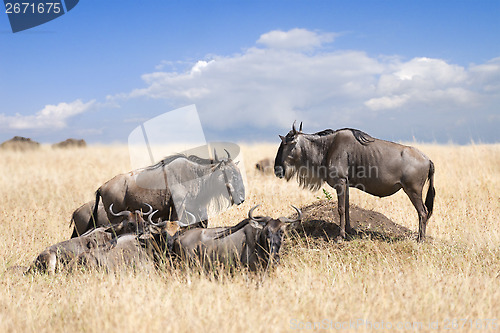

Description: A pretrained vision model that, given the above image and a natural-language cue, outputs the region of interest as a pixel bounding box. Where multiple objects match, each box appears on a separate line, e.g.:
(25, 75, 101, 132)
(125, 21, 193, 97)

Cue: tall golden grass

(0, 143, 499, 332)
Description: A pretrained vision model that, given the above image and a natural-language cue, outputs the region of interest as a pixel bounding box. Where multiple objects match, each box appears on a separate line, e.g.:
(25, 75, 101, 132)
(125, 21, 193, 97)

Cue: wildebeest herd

(18, 123, 435, 275)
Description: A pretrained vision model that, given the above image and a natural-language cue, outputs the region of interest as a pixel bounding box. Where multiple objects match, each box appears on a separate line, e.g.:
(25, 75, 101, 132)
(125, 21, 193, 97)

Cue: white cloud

(257, 28, 337, 50)
(106, 28, 498, 142)
(0, 99, 95, 129)
(365, 95, 410, 111)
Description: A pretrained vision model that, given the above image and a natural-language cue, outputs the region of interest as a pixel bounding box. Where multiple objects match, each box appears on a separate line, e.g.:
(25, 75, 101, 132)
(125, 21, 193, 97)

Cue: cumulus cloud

(108, 28, 498, 142)
(0, 99, 96, 129)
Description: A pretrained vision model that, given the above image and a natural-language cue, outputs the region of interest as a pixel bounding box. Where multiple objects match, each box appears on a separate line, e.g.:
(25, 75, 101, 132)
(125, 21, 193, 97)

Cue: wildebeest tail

(88, 189, 102, 232)
(425, 160, 435, 219)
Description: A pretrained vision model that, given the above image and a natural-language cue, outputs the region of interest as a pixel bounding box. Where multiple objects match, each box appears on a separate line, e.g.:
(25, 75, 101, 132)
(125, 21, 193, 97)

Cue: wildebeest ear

(249, 220, 264, 229)
(279, 135, 286, 144)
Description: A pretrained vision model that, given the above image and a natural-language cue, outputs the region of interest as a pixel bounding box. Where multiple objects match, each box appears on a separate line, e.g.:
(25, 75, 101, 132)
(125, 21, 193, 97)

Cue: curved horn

(147, 210, 162, 226)
(248, 204, 268, 223)
(280, 205, 303, 223)
(292, 120, 297, 133)
(109, 204, 131, 217)
(186, 211, 196, 225)
(299, 122, 303, 132)
(142, 203, 153, 216)
(224, 149, 231, 160)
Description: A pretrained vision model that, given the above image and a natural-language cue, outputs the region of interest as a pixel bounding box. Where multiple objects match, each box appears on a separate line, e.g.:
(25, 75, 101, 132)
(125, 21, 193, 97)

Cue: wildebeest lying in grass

(274, 122, 435, 242)
(75, 234, 153, 272)
(170, 205, 302, 271)
(28, 227, 113, 274)
(28, 205, 154, 274)
(71, 202, 153, 238)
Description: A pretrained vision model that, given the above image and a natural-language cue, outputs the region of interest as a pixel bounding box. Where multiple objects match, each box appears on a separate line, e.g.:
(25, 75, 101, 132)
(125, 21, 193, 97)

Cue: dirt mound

(0, 136, 40, 151)
(290, 200, 414, 241)
(52, 138, 87, 149)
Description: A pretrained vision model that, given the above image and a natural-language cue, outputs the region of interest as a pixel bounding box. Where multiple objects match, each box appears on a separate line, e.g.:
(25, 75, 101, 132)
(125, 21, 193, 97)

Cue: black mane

(313, 129, 335, 136)
(146, 154, 216, 170)
(313, 128, 374, 145)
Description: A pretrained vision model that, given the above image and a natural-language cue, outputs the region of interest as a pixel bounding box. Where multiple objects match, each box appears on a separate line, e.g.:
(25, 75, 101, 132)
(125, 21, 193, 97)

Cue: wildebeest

(52, 138, 86, 149)
(274, 122, 435, 242)
(28, 228, 114, 274)
(30, 205, 153, 274)
(171, 205, 302, 271)
(71, 202, 153, 238)
(87, 151, 245, 234)
(70, 201, 108, 237)
(255, 158, 273, 174)
(75, 234, 153, 272)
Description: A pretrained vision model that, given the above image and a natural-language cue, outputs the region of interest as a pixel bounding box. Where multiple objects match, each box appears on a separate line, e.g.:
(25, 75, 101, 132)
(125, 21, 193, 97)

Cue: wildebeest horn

(299, 122, 303, 132)
(147, 210, 162, 226)
(142, 203, 153, 216)
(280, 205, 303, 223)
(292, 120, 297, 133)
(186, 211, 196, 225)
(248, 204, 268, 223)
(213, 148, 219, 162)
(224, 149, 231, 160)
(109, 204, 131, 217)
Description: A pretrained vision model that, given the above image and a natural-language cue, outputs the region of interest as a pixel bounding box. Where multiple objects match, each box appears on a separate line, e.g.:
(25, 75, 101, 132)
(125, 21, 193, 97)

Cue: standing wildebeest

(274, 123, 435, 242)
(171, 205, 302, 271)
(88, 152, 245, 233)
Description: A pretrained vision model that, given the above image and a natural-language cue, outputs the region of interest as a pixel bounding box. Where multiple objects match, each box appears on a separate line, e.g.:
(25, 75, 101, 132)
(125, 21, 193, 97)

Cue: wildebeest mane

(214, 219, 252, 239)
(146, 154, 216, 171)
(214, 217, 270, 240)
(313, 128, 374, 145)
(313, 129, 335, 136)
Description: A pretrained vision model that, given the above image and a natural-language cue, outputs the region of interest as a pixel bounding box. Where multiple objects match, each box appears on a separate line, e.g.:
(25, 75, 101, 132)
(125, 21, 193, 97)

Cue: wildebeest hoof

(335, 235, 344, 243)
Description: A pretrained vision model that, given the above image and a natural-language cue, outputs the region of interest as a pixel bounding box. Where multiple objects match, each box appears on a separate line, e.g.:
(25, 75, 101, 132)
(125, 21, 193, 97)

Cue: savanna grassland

(0, 143, 499, 333)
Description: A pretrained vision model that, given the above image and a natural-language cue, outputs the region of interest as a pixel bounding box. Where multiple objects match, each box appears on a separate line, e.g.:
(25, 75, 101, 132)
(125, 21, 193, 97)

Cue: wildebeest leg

(403, 186, 428, 242)
(344, 182, 356, 235)
(335, 179, 348, 240)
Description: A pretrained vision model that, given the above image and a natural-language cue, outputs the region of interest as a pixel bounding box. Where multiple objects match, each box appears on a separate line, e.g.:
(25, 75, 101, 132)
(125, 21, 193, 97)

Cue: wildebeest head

(249, 204, 302, 265)
(274, 121, 303, 179)
(138, 210, 196, 255)
(213, 149, 245, 206)
(107, 203, 153, 235)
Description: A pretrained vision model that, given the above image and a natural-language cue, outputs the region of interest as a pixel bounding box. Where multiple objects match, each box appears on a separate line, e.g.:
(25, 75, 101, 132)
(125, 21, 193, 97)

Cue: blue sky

(0, 0, 499, 144)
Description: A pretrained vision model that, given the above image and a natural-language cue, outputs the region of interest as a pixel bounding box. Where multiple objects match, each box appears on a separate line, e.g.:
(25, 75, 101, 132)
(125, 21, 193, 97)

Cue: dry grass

(1, 143, 499, 332)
